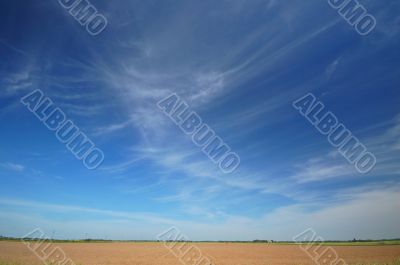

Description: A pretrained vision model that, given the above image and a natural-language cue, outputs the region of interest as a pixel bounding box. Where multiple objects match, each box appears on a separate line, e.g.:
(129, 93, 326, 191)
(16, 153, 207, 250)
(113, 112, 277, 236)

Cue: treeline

(1, 235, 399, 243)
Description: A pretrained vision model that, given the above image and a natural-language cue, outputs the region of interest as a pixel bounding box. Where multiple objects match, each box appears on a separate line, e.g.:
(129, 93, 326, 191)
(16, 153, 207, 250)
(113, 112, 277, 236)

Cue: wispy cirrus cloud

(1, 162, 25, 172)
(0, 182, 399, 240)
(291, 157, 355, 183)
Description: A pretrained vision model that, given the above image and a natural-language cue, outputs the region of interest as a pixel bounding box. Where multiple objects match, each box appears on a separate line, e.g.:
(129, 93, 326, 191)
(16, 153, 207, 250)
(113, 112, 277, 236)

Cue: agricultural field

(0, 241, 400, 265)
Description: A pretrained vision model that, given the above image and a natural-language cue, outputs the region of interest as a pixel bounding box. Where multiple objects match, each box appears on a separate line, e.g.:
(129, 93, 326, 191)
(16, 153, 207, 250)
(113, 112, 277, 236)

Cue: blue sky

(0, 0, 399, 241)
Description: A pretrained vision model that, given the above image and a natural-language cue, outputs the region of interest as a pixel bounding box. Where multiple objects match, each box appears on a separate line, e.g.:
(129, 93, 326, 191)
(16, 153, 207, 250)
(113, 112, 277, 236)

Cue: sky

(0, 0, 399, 241)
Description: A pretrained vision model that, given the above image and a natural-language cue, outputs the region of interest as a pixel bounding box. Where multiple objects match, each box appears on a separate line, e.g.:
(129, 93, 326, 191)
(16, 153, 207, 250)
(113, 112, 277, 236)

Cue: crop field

(0, 241, 400, 265)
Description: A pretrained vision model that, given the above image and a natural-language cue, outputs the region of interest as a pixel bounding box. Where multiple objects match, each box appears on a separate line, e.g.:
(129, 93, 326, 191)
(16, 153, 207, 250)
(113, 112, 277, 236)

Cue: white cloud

(291, 156, 355, 183)
(1, 162, 25, 172)
(1, 183, 399, 240)
(326, 57, 341, 79)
